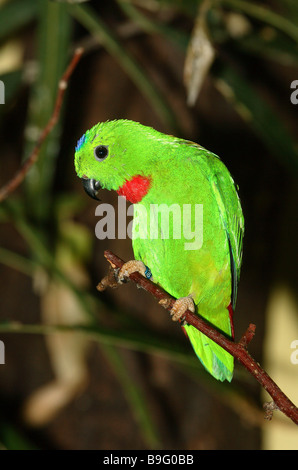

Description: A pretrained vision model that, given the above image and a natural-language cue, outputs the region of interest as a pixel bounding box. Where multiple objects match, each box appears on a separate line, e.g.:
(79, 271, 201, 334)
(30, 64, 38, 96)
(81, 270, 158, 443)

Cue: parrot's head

(74, 119, 185, 203)
(74, 119, 170, 203)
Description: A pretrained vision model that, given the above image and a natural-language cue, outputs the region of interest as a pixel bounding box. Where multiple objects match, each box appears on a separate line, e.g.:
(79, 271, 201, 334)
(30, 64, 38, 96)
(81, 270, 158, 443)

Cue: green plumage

(75, 119, 244, 381)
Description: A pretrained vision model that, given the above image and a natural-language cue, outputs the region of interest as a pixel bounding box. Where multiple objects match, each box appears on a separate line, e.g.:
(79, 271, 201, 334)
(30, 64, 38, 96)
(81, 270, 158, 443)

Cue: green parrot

(74, 119, 244, 382)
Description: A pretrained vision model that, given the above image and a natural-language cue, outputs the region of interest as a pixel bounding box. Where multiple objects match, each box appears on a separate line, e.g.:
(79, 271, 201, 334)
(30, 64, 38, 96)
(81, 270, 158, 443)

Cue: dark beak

(82, 178, 101, 200)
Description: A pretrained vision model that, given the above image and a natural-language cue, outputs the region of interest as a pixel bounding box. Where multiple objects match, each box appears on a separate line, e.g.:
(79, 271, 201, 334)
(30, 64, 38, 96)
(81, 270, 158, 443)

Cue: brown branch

(0, 47, 84, 203)
(99, 249, 298, 426)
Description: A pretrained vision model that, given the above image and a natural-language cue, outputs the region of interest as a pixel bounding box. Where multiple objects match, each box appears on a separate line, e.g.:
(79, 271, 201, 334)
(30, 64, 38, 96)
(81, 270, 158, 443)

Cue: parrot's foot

(170, 296, 195, 323)
(118, 260, 152, 284)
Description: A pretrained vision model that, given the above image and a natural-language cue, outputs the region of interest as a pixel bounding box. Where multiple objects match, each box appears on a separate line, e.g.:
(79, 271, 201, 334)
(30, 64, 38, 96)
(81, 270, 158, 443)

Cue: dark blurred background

(0, 0, 297, 450)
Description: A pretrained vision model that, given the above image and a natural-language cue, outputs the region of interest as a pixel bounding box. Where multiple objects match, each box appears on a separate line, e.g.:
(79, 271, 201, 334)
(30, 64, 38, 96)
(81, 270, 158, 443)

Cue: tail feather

(183, 323, 233, 382)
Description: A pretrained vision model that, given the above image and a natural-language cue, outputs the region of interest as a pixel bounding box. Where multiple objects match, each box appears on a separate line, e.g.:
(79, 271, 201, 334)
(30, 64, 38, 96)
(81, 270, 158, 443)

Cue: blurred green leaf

(0, 319, 203, 371)
(218, 0, 298, 44)
(104, 344, 161, 449)
(117, 0, 189, 50)
(283, 0, 298, 20)
(0, 0, 39, 43)
(235, 32, 298, 66)
(69, 2, 180, 132)
(50, 0, 90, 3)
(0, 421, 38, 450)
(23, 0, 72, 223)
(0, 246, 35, 276)
(0, 199, 164, 448)
(214, 64, 298, 173)
(154, 0, 200, 16)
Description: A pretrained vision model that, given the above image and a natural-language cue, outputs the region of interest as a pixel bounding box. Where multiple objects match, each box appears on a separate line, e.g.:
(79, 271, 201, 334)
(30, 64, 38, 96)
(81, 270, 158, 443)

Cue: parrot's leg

(118, 260, 152, 284)
(170, 295, 195, 322)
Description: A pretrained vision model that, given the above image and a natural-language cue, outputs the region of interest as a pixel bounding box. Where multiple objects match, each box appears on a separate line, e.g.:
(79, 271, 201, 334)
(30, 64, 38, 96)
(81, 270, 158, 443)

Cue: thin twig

(0, 47, 84, 203)
(100, 249, 298, 426)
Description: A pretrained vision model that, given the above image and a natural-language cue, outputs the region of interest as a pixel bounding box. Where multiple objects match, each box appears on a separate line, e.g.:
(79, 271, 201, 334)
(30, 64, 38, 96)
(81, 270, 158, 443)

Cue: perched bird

(74, 119, 244, 381)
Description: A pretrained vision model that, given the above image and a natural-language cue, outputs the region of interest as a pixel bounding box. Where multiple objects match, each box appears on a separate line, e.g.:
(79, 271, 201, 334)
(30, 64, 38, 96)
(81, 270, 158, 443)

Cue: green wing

(208, 154, 244, 308)
(183, 145, 244, 381)
(182, 141, 244, 306)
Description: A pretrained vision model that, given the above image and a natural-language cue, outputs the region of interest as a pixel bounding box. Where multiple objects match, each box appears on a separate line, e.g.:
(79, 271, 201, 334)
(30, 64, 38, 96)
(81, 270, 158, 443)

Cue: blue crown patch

(75, 133, 87, 152)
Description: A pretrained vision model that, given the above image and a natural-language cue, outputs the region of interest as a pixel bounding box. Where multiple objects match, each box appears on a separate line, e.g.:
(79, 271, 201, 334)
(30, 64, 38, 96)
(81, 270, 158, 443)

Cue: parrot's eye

(94, 145, 109, 161)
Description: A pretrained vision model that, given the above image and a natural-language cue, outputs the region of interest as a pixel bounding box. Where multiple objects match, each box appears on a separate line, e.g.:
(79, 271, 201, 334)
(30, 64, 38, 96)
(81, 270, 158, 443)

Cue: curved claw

(118, 260, 148, 284)
(170, 296, 195, 322)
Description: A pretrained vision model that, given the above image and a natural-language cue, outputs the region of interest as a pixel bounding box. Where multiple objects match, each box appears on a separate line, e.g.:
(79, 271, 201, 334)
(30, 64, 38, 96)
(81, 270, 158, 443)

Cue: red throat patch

(117, 175, 151, 203)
